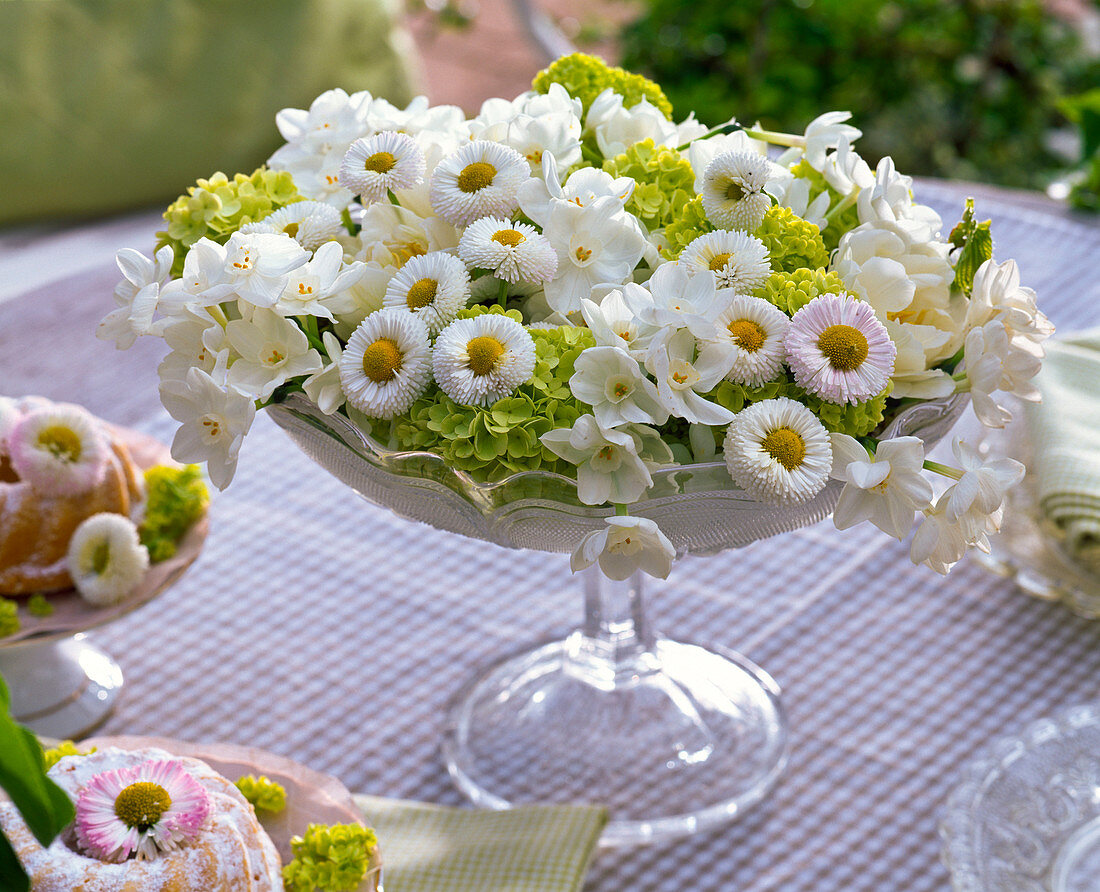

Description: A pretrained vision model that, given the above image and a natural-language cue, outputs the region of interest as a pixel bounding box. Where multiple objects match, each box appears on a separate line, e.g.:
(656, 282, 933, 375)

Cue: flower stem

(742, 127, 804, 148)
(674, 122, 740, 151)
(614, 503, 630, 516)
(923, 460, 963, 480)
(497, 278, 509, 308)
(824, 189, 859, 223)
(298, 315, 326, 353)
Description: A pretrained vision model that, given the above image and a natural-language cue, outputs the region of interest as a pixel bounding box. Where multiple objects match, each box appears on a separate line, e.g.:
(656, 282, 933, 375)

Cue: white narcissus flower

(944, 438, 1024, 523)
(645, 328, 736, 427)
(67, 513, 150, 606)
(274, 242, 367, 321)
(224, 309, 323, 401)
(723, 397, 833, 505)
(99, 245, 176, 348)
(963, 320, 1043, 428)
(585, 90, 679, 158)
(909, 497, 969, 575)
(239, 200, 345, 252)
(772, 175, 831, 233)
(433, 314, 536, 407)
(157, 308, 231, 386)
(541, 415, 668, 506)
(7, 405, 110, 497)
(626, 262, 725, 340)
(339, 130, 426, 204)
(965, 258, 1054, 345)
(679, 229, 772, 294)
(457, 218, 558, 286)
(352, 201, 460, 270)
(817, 136, 875, 197)
(830, 434, 933, 539)
(219, 232, 311, 310)
(303, 332, 346, 416)
(581, 286, 661, 357)
(429, 140, 530, 226)
(383, 251, 471, 335)
(571, 516, 676, 581)
(541, 196, 648, 316)
(517, 153, 635, 228)
(340, 308, 433, 418)
(780, 111, 863, 170)
(569, 346, 670, 428)
(700, 151, 775, 232)
(159, 367, 257, 490)
(857, 156, 942, 238)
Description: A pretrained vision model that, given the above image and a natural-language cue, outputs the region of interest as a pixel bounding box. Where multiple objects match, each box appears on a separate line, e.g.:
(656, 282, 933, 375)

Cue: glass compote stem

(442, 564, 788, 847)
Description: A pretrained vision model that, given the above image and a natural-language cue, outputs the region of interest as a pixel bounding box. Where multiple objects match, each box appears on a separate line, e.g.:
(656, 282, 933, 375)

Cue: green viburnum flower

(138, 465, 209, 563)
(602, 139, 695, 232)
(42, 741, 95, 771)
(755, 268, 846, 316)
(391, 313, 595, 480)
(27, 593, 54, 617)
(282, 823, 379, 892)
(532, 52, 673, 119)
(0, 598, 18, 638)
(707, 375, 890, 439)
(789, 161, 860, 251)
(754, 205, 830, 274)
(156, 168, 302, 276)
(662, 195, 714, 260)
(234, 775, 286, 814)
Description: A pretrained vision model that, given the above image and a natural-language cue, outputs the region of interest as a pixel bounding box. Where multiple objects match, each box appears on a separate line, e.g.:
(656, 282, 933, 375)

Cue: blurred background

(2, 0, 1099, 225)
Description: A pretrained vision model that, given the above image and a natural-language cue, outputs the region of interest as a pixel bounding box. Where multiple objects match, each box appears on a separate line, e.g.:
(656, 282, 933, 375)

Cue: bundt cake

(0, 746, 285, 891)
(0, 397, 145, 595)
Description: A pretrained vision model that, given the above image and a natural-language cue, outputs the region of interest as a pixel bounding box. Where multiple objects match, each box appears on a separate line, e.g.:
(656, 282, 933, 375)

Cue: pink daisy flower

(76, 759, 212, 862)
(7, 404, 110, 496)
(784, 292, 896, 405)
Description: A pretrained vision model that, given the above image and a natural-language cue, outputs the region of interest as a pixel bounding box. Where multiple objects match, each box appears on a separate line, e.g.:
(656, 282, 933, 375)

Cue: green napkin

(1026, 327, 1100, 571)
(354, 796, 607, 892)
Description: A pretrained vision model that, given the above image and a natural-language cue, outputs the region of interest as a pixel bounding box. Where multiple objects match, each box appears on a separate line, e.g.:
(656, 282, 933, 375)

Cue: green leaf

(950, 198, 992, 296)
(0, 829, 30, 892)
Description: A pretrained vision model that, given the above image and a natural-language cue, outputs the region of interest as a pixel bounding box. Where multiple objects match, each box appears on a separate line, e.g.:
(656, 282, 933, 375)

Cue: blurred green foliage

(619, 0, 1099, 189)
(1061, 89, 1100, 211)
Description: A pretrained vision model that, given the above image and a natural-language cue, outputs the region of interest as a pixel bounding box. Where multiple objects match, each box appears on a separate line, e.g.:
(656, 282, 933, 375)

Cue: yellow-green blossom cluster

(27, 594, 53, 617)
(282, 823, 379, 892)
(662, 196, 713, 259)
(708, 377, 889, 438)
(0, 598, 18, 638)
(392, 308, 594, 479)
(156, 169, 301, 275)
(234, 775, 287, 814)
(533, 52, 673, 119)
(754, 206, 830, 274)
(138, 465, 209, 562)
(603, 140, 696, 232)
(755, 268, 845, 316)
(42, 741, 94, 771)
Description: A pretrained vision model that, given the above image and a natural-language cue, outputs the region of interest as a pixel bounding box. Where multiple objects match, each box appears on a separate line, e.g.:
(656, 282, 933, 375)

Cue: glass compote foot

(442, 568, 786, 846)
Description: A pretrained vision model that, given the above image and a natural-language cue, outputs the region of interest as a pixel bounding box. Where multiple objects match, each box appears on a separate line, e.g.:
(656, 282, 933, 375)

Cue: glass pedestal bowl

(269, 392, 966, 846)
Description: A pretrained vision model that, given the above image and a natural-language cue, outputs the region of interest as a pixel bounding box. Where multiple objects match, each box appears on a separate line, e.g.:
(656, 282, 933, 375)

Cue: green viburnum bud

(42, 741, 95, 771)
(754, 268, 846, 316)
(663, 195, 713, 260)
(156, 168, 302, 276)
(754, 205, 830, 274)
(27, 594, 54, 617)
(0, 598, 18, 638)
(234, 775, 287, 814)
(602, 139, 695, 231)
(282, 823, 379, 892)
(139, 465, 209, 563)
(533, 52, 673, 119)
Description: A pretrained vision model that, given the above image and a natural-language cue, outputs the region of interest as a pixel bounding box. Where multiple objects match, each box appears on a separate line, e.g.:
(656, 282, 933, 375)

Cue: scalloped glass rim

(940, 701, 1100, 891)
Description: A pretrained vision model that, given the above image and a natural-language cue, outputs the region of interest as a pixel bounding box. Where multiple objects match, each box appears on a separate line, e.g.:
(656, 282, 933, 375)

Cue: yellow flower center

(466, 336, 505, 375)
(392, 242, 427, 267)
(364, 151, 397, 174)
(200, 416, 221, 439)
(724, 180, 745, 202)
(672, 371, 689, 384)
(296, 283, 313, 295)
(491, 229, 527, 247)
(362, 338, 404, 383)
(613, 383, 629, 399)
(727, 319, 766, 353)
(91, 541, 111, 575)
(596, 445, 615, 461)
(406, 278, 438, 309)
(282, 222, 300, 238)
(817, 324, 869, 371)
(457, 162, 497, 193)
(761, 427, 806, 471)
(114, 782, 172, 831)
(708, 252, 732, 272)
(37, 426, 82, 463)
(575, 246, 593, 263)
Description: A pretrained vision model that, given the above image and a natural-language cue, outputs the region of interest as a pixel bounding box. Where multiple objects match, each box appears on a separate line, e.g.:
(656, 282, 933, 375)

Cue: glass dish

(941, 702, 1100, 892)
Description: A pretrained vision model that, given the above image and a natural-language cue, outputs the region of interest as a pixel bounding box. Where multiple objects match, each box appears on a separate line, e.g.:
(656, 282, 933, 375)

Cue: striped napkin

(354, 796, 607, 892)
(1026, 328, 1100, 572)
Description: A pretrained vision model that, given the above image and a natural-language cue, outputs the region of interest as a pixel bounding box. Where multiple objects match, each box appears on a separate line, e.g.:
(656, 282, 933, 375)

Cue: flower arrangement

(103, 53, 1052, 580)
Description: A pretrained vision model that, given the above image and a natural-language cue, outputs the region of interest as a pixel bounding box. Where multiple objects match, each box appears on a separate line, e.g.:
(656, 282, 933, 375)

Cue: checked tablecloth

(3, 182, 1100, 891)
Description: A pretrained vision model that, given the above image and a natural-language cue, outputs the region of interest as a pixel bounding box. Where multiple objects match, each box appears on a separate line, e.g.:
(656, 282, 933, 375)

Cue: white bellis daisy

(7, 406, 110, 497)
(723, 397, 833, 505)
(458, 217, 558, 285)
(680, 229, 771, 293)
(340, 131, 426, 204)
(239, 201, 344, 251)
(714, 295, 789, 386)
(785, 292, 896, 405)
(339, 308, 433, 418)
(383, 251, 471, 334)
(67, 513, 151, 606)
(429, 141, 530, 226)
(701, 151, 774, 231)
(433, 314, 536, 406)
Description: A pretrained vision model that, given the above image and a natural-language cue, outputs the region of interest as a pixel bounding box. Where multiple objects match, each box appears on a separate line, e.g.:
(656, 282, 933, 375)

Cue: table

(2, 181, 1099, 892)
